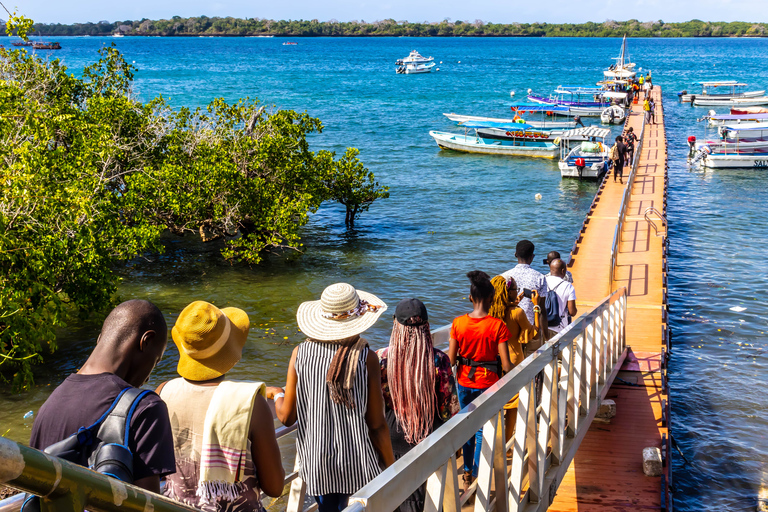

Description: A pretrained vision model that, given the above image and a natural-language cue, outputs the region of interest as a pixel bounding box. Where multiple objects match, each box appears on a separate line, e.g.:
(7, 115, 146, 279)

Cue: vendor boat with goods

(395, 50, 435, 74)
(557, 126, 612, 178)
(678, 81, 767, 104)
(428, 121, 559, 158)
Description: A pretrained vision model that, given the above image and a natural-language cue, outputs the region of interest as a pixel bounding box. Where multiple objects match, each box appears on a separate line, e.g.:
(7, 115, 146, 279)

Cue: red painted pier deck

(549, 86, 671, 511)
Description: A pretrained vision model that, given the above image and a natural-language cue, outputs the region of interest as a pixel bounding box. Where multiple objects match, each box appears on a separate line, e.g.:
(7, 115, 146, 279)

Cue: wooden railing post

(509, 382, 535, 510)
(536, 360, 557, 499)
(475, 413, 499, 511)
(285, 454, 307, 512)
(556, 339, 573, 458)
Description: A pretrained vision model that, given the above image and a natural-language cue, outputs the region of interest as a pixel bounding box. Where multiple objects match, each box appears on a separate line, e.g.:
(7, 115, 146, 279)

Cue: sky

(11, 0, 768, 25)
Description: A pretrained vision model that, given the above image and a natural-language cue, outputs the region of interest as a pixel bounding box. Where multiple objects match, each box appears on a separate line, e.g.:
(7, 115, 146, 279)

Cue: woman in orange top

(449, 271, 513, 492)
(489, 275, 540, 442)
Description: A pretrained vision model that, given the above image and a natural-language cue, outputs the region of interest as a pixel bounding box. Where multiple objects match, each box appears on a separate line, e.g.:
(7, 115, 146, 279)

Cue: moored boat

(604, 35, 637, 80)
(694, 96, 768, 107)
(428, 130, 559, 159)
(32, 42, 61, 50)
(396, 50, 435, 74)
(444, 106, 578, 130)
(282, 41, 298, 46)
(528, 86, 626, 117)
(558, 127, 612, 178)
(700, 110, 768, 127)
(11, 40, 33, 47)
(601, 105, 626, 125)
(679, 81, 765, 103)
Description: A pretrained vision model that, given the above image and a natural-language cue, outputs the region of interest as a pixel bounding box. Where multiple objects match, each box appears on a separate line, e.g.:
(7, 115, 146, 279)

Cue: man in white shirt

(544, 259, 578, 335)
(543, 251, 573, 284)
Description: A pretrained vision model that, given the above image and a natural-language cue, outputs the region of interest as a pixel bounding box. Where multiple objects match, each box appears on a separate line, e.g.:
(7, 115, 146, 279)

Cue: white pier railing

(341, 287, 627, 512)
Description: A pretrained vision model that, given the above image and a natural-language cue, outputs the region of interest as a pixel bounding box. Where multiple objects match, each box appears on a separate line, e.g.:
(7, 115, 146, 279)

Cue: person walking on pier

(448, 271, 513, 493)
(502, 240, 549, 351)
(610, 136, 627, 184)
(158, 301, 286, 511)
(377, 299, 459, 512)
(271, 283, 395, 512)
(30, 300, 175, 493)
(544, 251, 573, 283)
(489, 276, 539, 443)
(649, 96, 657, 124)
(544, 259, 578, 336)
(644, 96, 652, 124)
(624, 127, 637, 167)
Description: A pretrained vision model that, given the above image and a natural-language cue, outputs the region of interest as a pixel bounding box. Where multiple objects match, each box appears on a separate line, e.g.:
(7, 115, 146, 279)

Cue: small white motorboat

(558, 127, 612, 178)
(396, 50, 435, 74)
(601, 105, 626, 125)
(444, 108, 578, 130)
(694, 96, 768, 107)
(700, 110, 768, 127)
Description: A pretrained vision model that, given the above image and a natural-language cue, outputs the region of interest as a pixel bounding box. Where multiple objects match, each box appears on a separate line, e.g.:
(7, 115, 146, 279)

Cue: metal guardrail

(609, 103, 648, 290)
(644, 207, 667, 237)
(0, 437, 200, 512)
(342, 287, 628, 512)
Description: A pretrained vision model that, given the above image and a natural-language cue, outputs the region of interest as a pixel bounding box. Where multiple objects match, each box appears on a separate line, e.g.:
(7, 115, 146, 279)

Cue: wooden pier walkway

(550, 86, 671, 511)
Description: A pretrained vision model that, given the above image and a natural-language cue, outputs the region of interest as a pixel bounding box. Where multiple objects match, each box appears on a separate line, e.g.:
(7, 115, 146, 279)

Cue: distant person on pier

(502, 240, 549, 349)
(624, 127, 637, 167)
(449, 271, 513, 493)
(649, 96, 657, 124)
(543, 251, 573, 283)
(643, 96, 652, 124)
(545, 259, 578, 337)
(271, 283, 395, 512)
(30, 300, 175, 493)
(158, 301, 286, 510)
(489, 275, 539, 442)
(377, 299, 459, 512)
(610, 135, 627, 184)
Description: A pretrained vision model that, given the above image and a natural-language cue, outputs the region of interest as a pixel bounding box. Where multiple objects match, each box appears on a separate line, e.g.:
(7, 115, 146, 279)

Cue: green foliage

(0, 2, 33, 40)
(0, 45, 388, 390)
(26, 17, 768, 38)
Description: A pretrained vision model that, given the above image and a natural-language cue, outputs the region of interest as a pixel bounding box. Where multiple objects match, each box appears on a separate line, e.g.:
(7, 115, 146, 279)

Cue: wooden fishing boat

(428, 130, 559, 158)
(32, 42, 61, 50)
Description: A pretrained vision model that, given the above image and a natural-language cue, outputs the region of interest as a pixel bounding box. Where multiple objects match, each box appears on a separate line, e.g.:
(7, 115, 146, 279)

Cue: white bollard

(642, 447, 663, 477)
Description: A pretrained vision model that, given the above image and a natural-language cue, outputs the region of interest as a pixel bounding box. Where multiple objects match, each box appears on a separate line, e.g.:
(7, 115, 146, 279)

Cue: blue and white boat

(527, 86, 627, 117)
(429, 121, 559, 158)
(445, 104, 578, 129)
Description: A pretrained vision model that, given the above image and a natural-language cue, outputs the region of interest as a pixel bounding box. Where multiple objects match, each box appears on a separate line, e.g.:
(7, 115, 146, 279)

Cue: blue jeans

(457, 383, 489, 477)
(314, 494, 350, 512)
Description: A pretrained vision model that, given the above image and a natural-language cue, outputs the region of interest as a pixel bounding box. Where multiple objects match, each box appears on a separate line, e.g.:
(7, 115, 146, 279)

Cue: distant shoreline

(18, 17, 768, 38)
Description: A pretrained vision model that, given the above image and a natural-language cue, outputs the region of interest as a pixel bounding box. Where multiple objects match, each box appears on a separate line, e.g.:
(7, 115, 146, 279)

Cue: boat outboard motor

(575, 157, 586, 179)
(687, 136, 697, 158)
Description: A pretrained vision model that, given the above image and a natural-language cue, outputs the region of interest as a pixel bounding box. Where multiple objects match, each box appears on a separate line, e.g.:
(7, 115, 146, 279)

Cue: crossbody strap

(96, 388, 151, 448)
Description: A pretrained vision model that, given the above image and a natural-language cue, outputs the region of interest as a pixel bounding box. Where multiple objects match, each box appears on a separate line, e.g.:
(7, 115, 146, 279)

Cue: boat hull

(693, 96, 768, 107)
(698, 154, 768, 168)
(404, 66, 433, 74)
(443, 113, 576, 129)
(559, 161, 609, 179)
(429, 131, 558, 158)
(681, 90, 765, 103)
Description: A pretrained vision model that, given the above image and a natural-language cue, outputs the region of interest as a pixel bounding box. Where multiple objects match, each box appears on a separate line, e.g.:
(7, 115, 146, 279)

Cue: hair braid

(489, 275, 512, 320)
(387, 320, 436, 445)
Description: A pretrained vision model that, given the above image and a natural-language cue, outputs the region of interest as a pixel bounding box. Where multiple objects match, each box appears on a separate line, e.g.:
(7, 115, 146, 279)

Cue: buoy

(458, 61, 461, 63)
(535, 193, 542, 200)
(510, 91, 515, 97)
(436, 68, 439, 71)
(440, 61, 443, 64)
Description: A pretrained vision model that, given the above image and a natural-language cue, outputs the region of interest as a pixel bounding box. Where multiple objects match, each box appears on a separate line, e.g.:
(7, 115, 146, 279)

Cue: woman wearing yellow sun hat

(157, 301, 285, 512)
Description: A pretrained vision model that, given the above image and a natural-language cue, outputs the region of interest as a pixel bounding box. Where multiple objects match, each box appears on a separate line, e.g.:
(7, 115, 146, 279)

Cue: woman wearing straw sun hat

(157, 301, 286, 512)
(270, 283, 395, 512)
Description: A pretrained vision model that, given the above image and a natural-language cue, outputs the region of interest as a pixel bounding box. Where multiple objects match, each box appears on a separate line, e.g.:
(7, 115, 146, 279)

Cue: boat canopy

(603, 91, 629, 99)
(459, 120, 536, 130)
(560, 126, 611, 140)
(696, 81, 747, 87)
(555, 86, 605, 94)
(708, 113, 768, 121)
(510, 104, 570, 113)
(720, 123, 768, 131)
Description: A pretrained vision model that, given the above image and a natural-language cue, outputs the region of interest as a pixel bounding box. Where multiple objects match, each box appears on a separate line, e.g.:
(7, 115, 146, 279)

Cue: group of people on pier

(28, 240, 578, 512)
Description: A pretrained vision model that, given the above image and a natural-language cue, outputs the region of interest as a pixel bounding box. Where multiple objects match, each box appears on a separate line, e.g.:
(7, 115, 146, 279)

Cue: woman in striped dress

(270, 283, 395, 512)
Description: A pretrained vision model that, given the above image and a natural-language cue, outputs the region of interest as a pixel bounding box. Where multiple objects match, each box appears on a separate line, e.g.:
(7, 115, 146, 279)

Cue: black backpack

(21, 388, 150, 512)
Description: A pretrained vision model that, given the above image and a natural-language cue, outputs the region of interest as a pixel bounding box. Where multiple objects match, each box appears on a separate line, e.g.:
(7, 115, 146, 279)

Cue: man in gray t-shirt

(501, 240, 549, 331)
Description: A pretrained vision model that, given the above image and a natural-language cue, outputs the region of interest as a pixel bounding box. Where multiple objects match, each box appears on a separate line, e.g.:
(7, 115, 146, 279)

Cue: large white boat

(691, 124, 768, 168)
(396, 50, 435, 74)
(558, 127, 612, 178)
(700, 110, 768, 127)
(679, 81, 766, 103)
(604, 35, 637, 80)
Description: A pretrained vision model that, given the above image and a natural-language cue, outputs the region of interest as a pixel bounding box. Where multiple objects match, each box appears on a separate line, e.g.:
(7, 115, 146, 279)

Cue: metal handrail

(343, 288, 628, 512)
(609, 99, 648, 289)
(644, 206, 667, 237)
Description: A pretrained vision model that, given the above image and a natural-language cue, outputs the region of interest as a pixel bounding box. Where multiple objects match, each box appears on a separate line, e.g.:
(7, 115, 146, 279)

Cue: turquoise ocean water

(2, 36, 768, 510)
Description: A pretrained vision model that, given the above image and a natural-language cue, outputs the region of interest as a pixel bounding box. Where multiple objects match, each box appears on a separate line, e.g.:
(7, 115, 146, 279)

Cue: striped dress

(295, 341, 382, 496)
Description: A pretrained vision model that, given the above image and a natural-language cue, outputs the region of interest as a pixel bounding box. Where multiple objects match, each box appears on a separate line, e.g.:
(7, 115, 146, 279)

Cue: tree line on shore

(19, 17, 768, 38)
(0, 45, 388, 390)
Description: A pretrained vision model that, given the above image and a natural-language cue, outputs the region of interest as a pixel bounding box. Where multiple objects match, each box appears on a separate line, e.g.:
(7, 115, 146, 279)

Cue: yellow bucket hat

(171, 301, 250, 381)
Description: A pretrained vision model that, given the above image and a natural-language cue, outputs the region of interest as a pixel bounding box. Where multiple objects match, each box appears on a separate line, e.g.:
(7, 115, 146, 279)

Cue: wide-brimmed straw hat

(172, 301, 250, 381)
(297, 283, 387, 341)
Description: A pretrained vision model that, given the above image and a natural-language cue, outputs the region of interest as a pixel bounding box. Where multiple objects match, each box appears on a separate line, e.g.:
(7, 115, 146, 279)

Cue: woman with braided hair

(489, 275, 540, 443)
(376, 299, 459, 512)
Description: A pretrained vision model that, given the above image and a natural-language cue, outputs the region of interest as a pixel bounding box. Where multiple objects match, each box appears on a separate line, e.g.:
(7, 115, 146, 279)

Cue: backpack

(609, 144, 620, 162)
(21, 388, 150, 512)
(545, 281, 566, 327)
